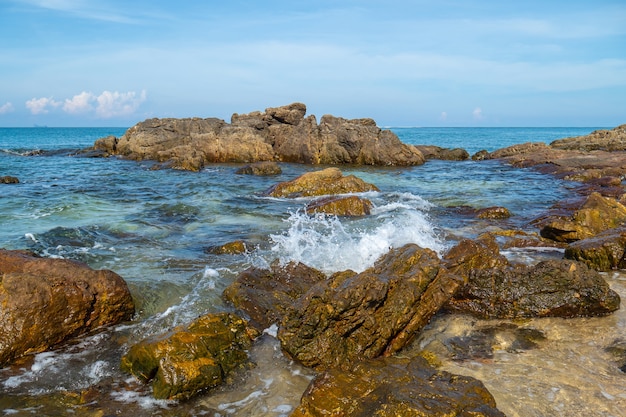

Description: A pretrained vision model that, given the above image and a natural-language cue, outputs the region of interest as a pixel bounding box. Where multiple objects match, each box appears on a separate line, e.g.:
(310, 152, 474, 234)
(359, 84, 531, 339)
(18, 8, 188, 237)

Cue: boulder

(551, 124, 626, 151)
(305, 195, 373, 217)
(291, 356, 506, 417)
(0, 176, 19, 184)
(445, 259, 620, 319)
(0, 249, 134, 366)
(206, 240, 248, 255)
(91, 103, 425, 170)
(235, 161, 282, 176)
(120, 312, 259, 400)
(539, 192, 626, 242)
(414, 145, 470, 161)
(564, 227, 626, 271)
(263, 167, 379, 198)
(278, 244, 464, 370)
(223, 261, 327, 330)
(476, 206, 511, 219)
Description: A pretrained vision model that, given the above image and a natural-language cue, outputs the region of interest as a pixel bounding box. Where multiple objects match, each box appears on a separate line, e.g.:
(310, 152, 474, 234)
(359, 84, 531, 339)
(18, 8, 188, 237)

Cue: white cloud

(473, 107, 483, 120)
(25, 97, 61, 114)
(95, 90, 147, 118)
(0, 102, 14, 114)
(63, 91, 95, 113)
(439, 111, 447, 121)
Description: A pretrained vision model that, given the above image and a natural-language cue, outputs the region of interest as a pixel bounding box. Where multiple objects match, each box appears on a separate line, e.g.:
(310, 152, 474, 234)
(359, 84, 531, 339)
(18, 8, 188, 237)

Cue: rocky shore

(2, 107, 626, 415)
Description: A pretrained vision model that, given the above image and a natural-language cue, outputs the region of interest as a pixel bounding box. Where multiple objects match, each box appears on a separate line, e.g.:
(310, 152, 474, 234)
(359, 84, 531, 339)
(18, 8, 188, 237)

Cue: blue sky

(1, 0, 625, 127)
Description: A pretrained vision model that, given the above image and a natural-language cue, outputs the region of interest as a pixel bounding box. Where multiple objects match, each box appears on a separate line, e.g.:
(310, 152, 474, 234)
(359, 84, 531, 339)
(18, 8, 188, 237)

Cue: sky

(1, 0, 625, 127)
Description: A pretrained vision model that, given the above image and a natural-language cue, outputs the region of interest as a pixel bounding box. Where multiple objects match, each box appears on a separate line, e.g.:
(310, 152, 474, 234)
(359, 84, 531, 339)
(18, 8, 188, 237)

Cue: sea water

(1, 126, 624, 416)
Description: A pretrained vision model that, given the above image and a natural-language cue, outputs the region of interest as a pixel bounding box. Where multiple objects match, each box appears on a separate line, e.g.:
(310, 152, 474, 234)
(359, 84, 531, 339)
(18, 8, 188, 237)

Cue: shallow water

(1, 126, 622, 416)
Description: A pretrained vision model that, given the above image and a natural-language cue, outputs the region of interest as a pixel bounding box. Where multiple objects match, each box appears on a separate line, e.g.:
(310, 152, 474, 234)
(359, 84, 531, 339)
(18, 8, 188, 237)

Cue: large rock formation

(0, 249, 135, 366)
(93, 103, 425, 170)
(120, 312, 259, 400)
(291, 356, 506, 417)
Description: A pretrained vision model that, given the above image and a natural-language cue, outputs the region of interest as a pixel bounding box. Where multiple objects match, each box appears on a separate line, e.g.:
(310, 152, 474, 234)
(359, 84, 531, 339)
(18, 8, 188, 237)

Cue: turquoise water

(1, 126, 624, 416)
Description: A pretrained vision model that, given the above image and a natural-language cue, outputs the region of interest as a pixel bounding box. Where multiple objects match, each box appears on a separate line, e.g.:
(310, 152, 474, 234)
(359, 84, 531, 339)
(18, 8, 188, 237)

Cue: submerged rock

(120, 312, 259, 400)
(92, 103, 425, 170)
(0, 249, 134, 367)
(235, 161, 282, 176)
(291, 355, 506, 417)
(263, 167, 379, 198)
(0, 176, 19, 184)
(278, 244, 464, 370)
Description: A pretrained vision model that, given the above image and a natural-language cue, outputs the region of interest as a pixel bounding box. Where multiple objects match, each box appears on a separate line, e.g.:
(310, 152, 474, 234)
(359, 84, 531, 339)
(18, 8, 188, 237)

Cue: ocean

(1, 126, 625, 416)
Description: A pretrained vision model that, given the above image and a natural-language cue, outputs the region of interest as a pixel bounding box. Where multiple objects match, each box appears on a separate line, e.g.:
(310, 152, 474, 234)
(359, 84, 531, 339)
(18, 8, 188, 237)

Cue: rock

(539, 192, 626, 242)
(414, 145, 470, 161)
(0, 176, 19, 184)
(263, 167, 379, 198)
(476, 206, 511, 219)
(291, 355, 506, 417)
(445, 258, 620, 319)
(278, 244, 464, 370)
(223, 261, 327, 330)
(564, 227, 626, 271)
(551, 124, 626, 151)
(442, 235, 510, 281)
(235, 161, 282, 175)
(305, 195, 373, 217)
(91, 103, 425, 170)
(605, 339, 626, 373)
(0, 249, 134, 366)
(120, 312, 259, 400)
(207, 240, 248, 255)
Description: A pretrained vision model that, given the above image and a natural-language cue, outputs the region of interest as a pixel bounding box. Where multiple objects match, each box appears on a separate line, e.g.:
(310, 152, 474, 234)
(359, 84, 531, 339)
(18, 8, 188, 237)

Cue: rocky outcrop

(92, 103, 425, 170)
(263, 167, 379, 198)
(291, 356, 506, 417)
(278, 244, 464, 370)
(0, 249, 134, 366)
(446, 257, 620, 319)
(564, 227, 626, 271)
(551, 124, 626, 151)
(414, 145, 470, 161)
(538, 192, 626, 243)
(120, 312, 259, 400)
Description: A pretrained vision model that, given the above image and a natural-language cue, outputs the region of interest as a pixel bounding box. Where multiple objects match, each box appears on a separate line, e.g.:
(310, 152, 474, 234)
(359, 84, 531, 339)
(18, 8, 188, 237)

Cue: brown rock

(476, 206, 511, 219)
(120, 312, 259, 400)
(263, 167, 379, 198)
(551, 124, 626, 151)
(414, 145, 470, 161)
(539, 192, 626, 242)
(235, 161, 282, 175)
(207, 240, 248, 255)
(0, 249, 134, 366)
(223, 261, 327, 330)
(446, 259, 620, 319)
(91, 103, 425, 170)
(305, 195, 373, 216)
(291, 356, 506, 417)
(0, 176, 19, 184)
(565, 227, 626, 271)
(278, 244, 464, 370)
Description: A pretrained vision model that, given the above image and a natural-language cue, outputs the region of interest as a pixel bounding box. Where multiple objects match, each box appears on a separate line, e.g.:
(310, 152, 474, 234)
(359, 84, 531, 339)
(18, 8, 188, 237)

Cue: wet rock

(223, 261, 327, 330)
(235, 161, 282, 175)
(305, 195, 373, 217)
(120, 312, 259, 400)
(442, 234, 510, 280)
(207, 240, 248, 255)
(476, 206, 511, 219)
(91, 103, 425, 170)
(291, 355, 506, 417)
(0, 175, 19, 184)
(605, 339, 626, 373)
(564, 227, 626, 271)
(414, 145, 470, 160)
(446, 258, 620, 319)
(0, 249, 134, 367)
(263, 167, 379, 198)
(278, 244, 464, 370)
(538, 192, 626, 242)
